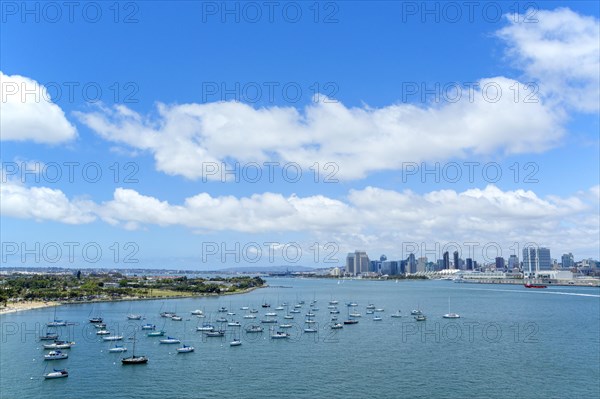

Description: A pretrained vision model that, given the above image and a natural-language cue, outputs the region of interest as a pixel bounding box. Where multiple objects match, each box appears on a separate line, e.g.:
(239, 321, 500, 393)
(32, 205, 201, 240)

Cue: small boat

(159, 337, 180, 344)
(343, 319, 358, 325)
(304, 327, 318, 333)
(141, 324, 156, 330)
(147, 330, 166, 337)
(108, 345, 127, 353)
(366, 310, 374, 315)
(348, 302, 358, 307)
(261, 319, 278, 324)
(191, 309, 204, 315)
(127, 314, 142, 320)
(294, 304, 302, 309)
(205, 330, 225, 337)
(228, 321, 241, 327)
(262, 303, 271, 308)
(93, 323, 106, 329)
(290, 309, 301, 314)
(243, 314, 256, 319)
(349, 312, 361, 317)
(216, 317, 228, 323)
(227, 311, 236, 316)
(366, 304, 376, 310)
(331, 323, 343, 329)
(171, 316, 183, 321)
(122, 333, 147, 365)
(160, 312, 175, 318)
(197, 324, 215, 332)
(245, 325, 263, 333)
(176, 344, 195, 353)
(265, 312, 277, 317)
(39, 333, 59, 341)
(102, 335, 123, 341)
(218, 307, 228, 313)
(524, 282, 547, 288)
(249, 309, 258, 313)
(330, 309, 340, 314)
(443, 298, 460, 319)
(329, 300, 339, 305)
(443, 313, 460, 319)
(44, 350, 68, 360)
(391, 311, 402, 318)
(375, 308, 384, 312)
(305, 312, 315, 317)
(89, 317, 103, 323)
(373, 316, 382, 321)
(284, 315, 294, 320)
(410, 309, 422, 315)
(275, 306, 284, 311)
(230, 339, 242, 346)
(47, 320, 67, 327)
(415, 315, 427, 321)
(43, 341, 74, 349)
(305, 319, 316, 324)
(240, 306, 249, 310)
(44, 369, 68, 379)
(270, 331, 289, 339)
(279, 324, 293, 328)
(96, 330, 110, 335)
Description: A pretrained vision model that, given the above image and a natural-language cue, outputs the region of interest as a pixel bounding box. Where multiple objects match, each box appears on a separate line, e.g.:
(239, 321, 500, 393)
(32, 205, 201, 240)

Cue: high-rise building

(508, 255, 519, 269)
(443, 252, 450, 269)
(417, 257, 427, 273)
(561, 253, 574, 269)
(495, 257, 505, 270)
(522, 247, 551, 276)
(407, 253, 417, 274)
(466, 258, 473, 270)
(453, 251, 460, 270)
(381, 260, 399, 275)
(437, 259, 444, 271)
(345, 250, 370, 276)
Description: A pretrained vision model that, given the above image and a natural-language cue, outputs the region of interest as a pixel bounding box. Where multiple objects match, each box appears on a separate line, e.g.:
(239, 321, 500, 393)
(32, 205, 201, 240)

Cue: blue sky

(1, 1, 599, 269)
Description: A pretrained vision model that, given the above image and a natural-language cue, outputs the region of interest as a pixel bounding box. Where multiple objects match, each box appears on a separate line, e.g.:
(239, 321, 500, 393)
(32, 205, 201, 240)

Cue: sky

(1, 1, 599, 270)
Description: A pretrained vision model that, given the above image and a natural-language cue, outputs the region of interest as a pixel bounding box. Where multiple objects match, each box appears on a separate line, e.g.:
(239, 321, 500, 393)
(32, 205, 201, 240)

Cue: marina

(1, 278, 598, 399)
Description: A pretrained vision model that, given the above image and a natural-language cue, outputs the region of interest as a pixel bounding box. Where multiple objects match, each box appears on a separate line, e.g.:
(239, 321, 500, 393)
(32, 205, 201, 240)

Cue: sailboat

(108, 344, 127, 353)
(344, 304, 359, 325)
(177, 322, 195, 353)
(47, 306, 66, 327)
(304, 313, 318, 333)
(126, 303, 142, 320)
(230, 325, 242, 346)
(443, 297, 460, 319)
(44, 368, 69, 379)
(121, 332, 148, 364)
(88, 304, 102, 323)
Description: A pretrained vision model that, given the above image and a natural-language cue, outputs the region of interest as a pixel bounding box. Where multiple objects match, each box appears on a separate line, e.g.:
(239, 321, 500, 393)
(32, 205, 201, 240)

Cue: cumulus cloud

(0, 180, 95, 224)
(1, 182, 597, 257)
(497, 8, 600, 112)
(75, 77, 562, 181)
(0, 72, 77, 143)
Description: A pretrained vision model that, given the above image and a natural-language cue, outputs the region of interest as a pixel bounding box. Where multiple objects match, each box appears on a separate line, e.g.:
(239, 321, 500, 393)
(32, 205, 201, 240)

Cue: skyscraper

(522, 247, 552, 276)
(346, 251, 371, 276)
(453, 251, 460, 270)
(561, 253, 574, 269)
(407, 253, 417, 274)
(495, 257, 505, 270)
(443, 252, 450, 269)
(466, 258, 473, 270)
(508, 255, 519, 269)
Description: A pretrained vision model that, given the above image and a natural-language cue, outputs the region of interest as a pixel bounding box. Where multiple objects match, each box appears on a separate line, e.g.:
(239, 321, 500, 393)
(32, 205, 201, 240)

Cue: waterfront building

(346, 251, 371, 276)
(495, 257, 505, 270)
(522, 247, 552, 277)
(562, 253, 574, 269)
(508, 255, 519, 269)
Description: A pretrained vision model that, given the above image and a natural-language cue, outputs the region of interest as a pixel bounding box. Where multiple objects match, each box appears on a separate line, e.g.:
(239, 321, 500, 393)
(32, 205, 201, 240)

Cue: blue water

(1, 279, 599, 399)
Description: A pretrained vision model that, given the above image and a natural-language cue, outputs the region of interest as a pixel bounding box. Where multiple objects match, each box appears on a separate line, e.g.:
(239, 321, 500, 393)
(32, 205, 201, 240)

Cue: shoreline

(0, 286, 264, 315)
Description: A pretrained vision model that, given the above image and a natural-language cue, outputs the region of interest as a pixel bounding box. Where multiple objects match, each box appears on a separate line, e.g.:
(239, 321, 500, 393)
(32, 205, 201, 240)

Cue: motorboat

(44, 369, 68, 379)
(44, 351, 68, 360)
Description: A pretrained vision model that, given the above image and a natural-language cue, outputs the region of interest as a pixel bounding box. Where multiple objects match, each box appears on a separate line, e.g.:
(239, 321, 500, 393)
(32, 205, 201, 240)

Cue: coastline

(0, 285, 264, 316)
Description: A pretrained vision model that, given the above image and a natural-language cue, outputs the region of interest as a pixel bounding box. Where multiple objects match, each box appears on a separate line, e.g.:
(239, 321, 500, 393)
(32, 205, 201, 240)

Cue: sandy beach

(0, 301, 58, 315)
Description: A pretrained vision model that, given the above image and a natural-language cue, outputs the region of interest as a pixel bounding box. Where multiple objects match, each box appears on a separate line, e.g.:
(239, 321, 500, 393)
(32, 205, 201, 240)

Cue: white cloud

(1, 182, 597, 258)
(0, 72, 77, 143)
(75, 77, 562, 181)
(497, 8, 600, 112)
(0, 180, 95, 224)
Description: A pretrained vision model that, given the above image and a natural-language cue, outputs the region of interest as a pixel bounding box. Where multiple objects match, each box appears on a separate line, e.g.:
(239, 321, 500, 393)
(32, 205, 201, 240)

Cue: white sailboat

(443, 297, 460, 319)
